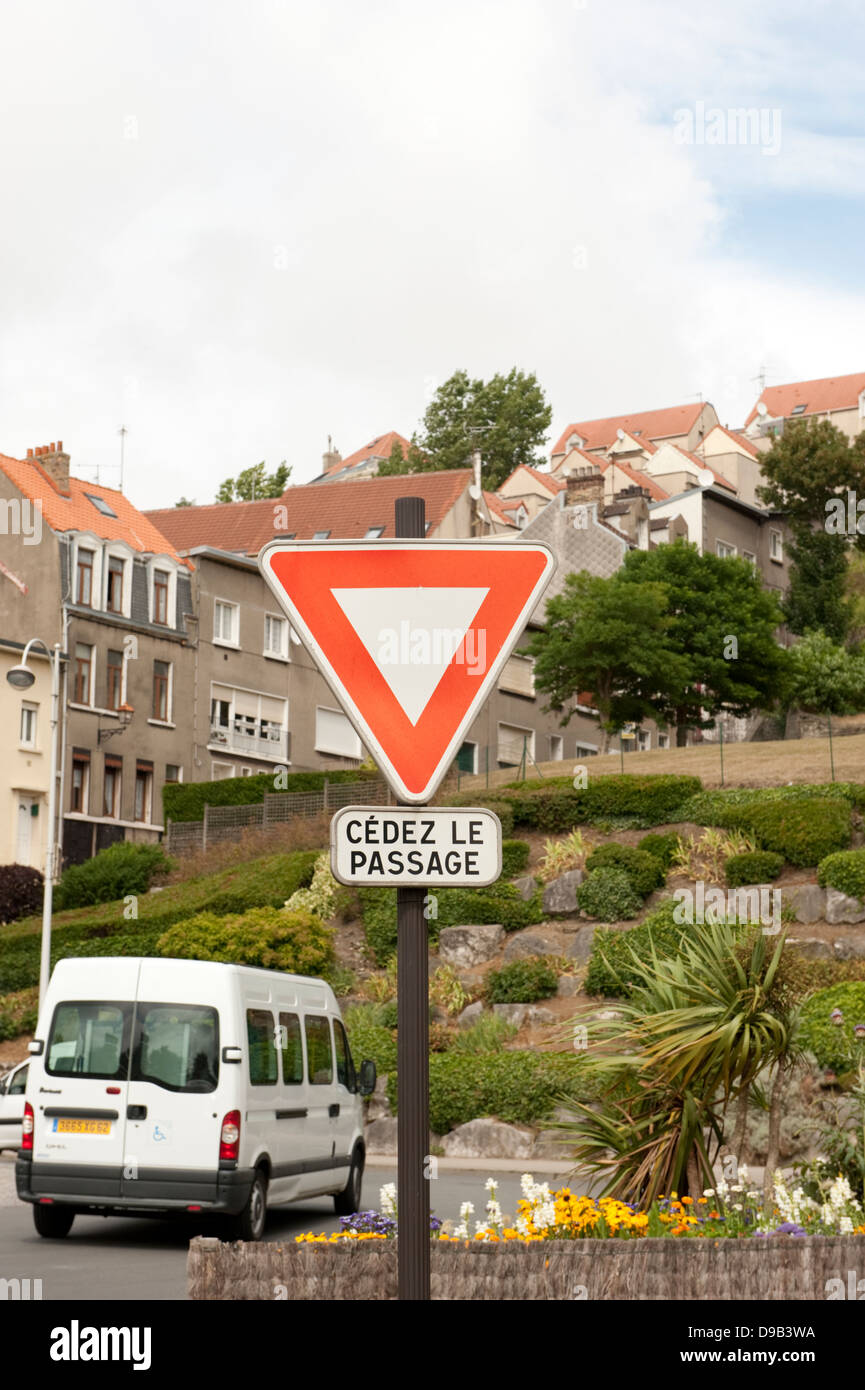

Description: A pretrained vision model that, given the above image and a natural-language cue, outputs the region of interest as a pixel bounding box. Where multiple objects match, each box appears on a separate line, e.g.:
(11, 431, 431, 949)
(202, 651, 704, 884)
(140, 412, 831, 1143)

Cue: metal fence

(164, 777, 392, 856)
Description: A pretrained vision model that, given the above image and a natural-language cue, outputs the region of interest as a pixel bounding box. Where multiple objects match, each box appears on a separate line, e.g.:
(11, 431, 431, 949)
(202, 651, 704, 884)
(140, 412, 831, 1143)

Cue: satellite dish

(616, 428, 626, 440)
(468, 483, 481, 500)
(697, 468, 715, 488)
(757, 402, 768, 418)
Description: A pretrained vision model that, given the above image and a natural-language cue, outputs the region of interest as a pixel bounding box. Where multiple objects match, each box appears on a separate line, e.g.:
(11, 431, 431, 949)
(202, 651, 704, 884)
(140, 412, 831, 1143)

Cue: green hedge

(0, 987, 39, 1042)
(387, 1050, 595, 1134)
(583, 844, 665, 897)
(638, 832, 680, 871)
(818, 849, 865, 903)
(500, 840, 531, 878)
(485, 802, 515, 836)
(799, 983, 865, 1074)
(584, 898, 695, 996)
(679, 782, 865, 828)
(745, 797, 851, 867)
(156, 906, 335, 977)
(454, 774, 702, 833)
(359, 882, 544, 965)
(484, 956, 559, 1004)
(54, 842, 173, 911)
(725, 850, 784, 889)
(163, 768, 377, 823)
(343, 1004, 399, 1076)
(0, 850, 319, 995)
(576, 868, 643, 923)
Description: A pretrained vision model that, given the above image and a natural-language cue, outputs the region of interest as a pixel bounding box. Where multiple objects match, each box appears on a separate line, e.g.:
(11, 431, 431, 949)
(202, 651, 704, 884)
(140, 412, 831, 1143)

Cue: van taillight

(219, 1110, 240, 1161)
(22, 1102, 34, 1152)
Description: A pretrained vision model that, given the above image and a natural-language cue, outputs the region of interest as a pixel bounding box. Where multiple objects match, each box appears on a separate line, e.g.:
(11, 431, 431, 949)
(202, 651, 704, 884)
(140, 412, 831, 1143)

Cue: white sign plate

(330, 806, 502, 887)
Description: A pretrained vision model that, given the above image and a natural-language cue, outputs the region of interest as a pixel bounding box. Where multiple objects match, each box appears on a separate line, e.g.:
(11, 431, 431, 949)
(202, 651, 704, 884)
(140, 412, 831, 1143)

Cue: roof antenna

(118, 425, 128, 492)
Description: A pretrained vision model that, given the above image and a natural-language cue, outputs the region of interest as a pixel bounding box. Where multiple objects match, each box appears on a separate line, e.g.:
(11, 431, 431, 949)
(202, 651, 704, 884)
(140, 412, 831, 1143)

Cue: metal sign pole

(394, 495, 430, 1301)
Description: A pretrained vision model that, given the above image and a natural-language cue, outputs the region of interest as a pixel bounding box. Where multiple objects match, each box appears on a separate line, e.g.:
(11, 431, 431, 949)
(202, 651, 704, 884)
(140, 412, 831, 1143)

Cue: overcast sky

(1, 0, 863, 509)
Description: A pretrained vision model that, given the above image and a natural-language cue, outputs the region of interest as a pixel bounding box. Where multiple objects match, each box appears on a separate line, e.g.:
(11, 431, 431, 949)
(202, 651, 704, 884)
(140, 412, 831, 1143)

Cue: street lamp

(6, 638, 63, 1004)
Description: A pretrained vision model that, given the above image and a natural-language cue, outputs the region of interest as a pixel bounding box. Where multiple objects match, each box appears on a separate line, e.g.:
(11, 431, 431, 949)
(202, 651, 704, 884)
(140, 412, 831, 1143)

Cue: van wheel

(334, 1147, 364, 1216)
(230, 1170, 268, 1243)
(33, 1204, 75, 1238)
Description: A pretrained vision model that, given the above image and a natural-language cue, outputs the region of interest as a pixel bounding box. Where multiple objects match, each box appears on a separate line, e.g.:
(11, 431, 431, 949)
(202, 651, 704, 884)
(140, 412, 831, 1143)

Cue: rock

(826, 889, 865, 925)
(492, 1003, 528, 1028)
(543, 870, 583, 916)
(441, 1118, 534, 1160)
(430, 1004, 449, 1024)
(503, 932, 561, 962)
(512, 875, 538, 902)
(833, 938, 865, 960)
(438, 924, 505, 969)
(532, 1128, 571, 1159)
(565, 926, 596, 963)
(526, 1006, 558, 1027)
(557, 975, 580, 997)
(785, 883, 826, 924)
(366, 1076, 391, 1123)
(784, 938, 833, 960)
(365, 1117, 398, 1154)
(457, 1001, 485, 1029)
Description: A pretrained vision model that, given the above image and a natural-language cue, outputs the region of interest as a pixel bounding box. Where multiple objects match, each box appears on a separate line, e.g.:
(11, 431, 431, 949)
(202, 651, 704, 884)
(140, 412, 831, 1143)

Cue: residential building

(0, 640, 57, 870)
(308, 430, 411, 484)
(0, 443, 195, 866)
(743, 371, 865, 448)
(550, 400, 719, 467)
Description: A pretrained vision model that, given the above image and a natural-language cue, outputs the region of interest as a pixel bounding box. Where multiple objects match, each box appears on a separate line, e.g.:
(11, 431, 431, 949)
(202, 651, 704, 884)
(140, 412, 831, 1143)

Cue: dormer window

(85, 492, 118, 518)
(790, 403, 807, 415)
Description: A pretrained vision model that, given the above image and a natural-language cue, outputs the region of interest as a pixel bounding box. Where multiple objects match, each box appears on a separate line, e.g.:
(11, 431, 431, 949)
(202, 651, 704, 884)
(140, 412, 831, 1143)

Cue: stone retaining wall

(187, 1235, 865, 1301)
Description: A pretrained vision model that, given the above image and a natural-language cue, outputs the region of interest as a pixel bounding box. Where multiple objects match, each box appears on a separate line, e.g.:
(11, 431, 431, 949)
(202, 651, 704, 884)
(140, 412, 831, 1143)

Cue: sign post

(258, 514, 554, 1301)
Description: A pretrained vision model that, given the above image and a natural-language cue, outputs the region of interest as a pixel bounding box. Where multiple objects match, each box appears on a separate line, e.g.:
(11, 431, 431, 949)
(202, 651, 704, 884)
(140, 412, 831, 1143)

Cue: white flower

(485, 1176, 497, 1192)
(739, 1164, 750, 1185)
(733, 1203, 743, 1211)
(379, 1182, 397, 1218)
(840, 1216, 854, 1235)
(703, 1188, 715, 1198)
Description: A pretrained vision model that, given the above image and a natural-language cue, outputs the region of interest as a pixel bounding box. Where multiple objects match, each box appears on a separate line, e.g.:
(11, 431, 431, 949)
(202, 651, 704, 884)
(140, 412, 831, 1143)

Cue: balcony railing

(209, 723, 290, 761)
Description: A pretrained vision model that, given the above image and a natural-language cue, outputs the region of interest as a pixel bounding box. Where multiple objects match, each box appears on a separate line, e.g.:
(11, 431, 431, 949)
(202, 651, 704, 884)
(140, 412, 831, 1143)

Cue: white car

(17, 956, 375, 1240)
(0, 1060, 28, 1152)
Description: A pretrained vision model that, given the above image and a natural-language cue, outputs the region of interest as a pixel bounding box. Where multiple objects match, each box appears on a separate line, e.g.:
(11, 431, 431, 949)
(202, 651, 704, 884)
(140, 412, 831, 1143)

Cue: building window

(716, 540, 737, 559)
(19, 702, 38, 749)
(76, 548, 94, 606)
(498, 653, 535, 697)
(103, 759, 122, 818)
(73, 643, 93, 704)
(71, 754, 90, 813)
(575, 742, 598, 758)
(456, 741, 478, 774)
(213, 600, 239, 646)
(106, 557, 125, 613)
(497, 722, 535, 767)
(210, 761, 236, 780)
(657, 732, 670, 750)
(264, 614, 288, 659)
(152, 569, 170, 625)
(313, 530, 331, 540)
(134, 764, 153, 823)
(106, 649, 123, 711)
(790, 403, 807, 415)
(549, 734, 564, 761)
(152, 661, 171, 721)
(165, 764, 182, 784)
(742, 550, 757, 566)
(364, 526, 384, 538)
(770, 530, 783, 562)
(637, 730, 651, 752)
(315, 707, 361, 759)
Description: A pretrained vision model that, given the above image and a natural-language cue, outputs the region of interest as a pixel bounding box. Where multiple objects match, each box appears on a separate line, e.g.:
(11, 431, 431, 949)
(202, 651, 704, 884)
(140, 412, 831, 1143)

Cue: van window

(8, 1064, 28, 1095)
(247, 1009, 278, 1086)
(47, 1003, 131, 1080)
(278, 1012, 303, 1085)
(305, 1015, 333, 1085)
(332, 1019, 356, 1092)
(135, 1004, 219, 1093)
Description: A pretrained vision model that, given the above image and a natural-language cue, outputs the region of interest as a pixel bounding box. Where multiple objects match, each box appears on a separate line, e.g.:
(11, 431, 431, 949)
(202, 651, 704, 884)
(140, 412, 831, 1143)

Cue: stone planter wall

(187, 1234, 865, 1301)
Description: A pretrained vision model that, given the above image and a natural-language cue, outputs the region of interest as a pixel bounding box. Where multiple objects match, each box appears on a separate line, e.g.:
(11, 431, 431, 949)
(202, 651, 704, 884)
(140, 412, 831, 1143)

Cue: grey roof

(520, 492, 629, 622)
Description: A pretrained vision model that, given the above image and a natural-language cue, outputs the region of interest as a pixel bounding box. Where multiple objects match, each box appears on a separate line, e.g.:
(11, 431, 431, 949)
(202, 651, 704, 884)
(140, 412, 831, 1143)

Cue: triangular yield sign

(258, 540, 555, 802)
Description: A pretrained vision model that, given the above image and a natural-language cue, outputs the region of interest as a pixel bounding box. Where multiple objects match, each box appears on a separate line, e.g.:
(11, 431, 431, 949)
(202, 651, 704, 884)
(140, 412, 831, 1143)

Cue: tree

(619, 541, 787, 745)
(527, 572, 689, 753)
(379, 368, 552, 489)
(216, 460, 291, 503)
(782, 629, 865, 715)
(174, 496, 196, 507)
(757, 419, 865, 643)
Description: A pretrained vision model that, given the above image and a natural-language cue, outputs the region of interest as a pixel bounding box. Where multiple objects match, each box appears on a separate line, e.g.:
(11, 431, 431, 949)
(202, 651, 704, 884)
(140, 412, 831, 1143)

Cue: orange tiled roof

(146, 470, 473, 554)
(698, 424, 759, 459)
(321, 430, 411, 478)
(744, 372, 865, 427)
(0, 450, 188, 564)
(483, 491, 521, 526)
(600, 458, 669, 501)
(552, 401, 706, 456)
(501, 464, 566, 495)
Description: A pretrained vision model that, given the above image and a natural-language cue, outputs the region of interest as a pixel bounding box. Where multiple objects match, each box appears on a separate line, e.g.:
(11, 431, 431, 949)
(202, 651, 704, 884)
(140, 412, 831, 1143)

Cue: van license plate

(52, 1118, 112, 1136)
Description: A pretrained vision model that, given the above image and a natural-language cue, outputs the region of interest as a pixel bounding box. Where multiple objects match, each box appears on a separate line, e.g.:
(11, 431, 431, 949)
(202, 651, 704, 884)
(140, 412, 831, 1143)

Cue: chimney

(321, 434, 342, 474)
(565, 472, 605, 508)
(31, 440, 71, 495)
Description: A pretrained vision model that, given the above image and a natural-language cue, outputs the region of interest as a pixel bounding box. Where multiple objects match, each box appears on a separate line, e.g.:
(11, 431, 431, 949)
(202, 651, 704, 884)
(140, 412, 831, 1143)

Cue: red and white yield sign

(258, 539, 556, 803)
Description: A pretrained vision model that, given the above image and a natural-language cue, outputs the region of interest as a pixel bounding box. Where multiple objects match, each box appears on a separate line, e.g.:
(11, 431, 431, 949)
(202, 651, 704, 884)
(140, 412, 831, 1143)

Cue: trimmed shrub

(725, 850, 784, 889)
(583, 844, 664, 898)
(359, 881, 544, 964)
(744, 797, 851, 867)
(388, 1050, 596, 1134)
(818, 849, 865, 903)
(799, 983, 865, 1074)
(680, 782, 865, 828)
(54, 842, 172, 911)
(484, 956, 559, 1004)
(162, 767, 378, 823)
(584, 898, 693, 996)
(157, 906, 335, 977)
(0, 865, 44, 924)
(378, 1000, 399, 1030)
(576, 868, 642, 923)
(638, 832, 680, 871)
(0, 986, 39, 1042)
(500, 840, 531, 878)
(485, 801, 515, 837)
(460, 774, 702, 833)
(343, 1003, 398, 1076)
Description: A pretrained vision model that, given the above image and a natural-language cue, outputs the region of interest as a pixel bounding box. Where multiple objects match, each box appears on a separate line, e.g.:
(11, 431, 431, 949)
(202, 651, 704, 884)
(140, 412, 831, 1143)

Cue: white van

(16, 956, 376, 1241)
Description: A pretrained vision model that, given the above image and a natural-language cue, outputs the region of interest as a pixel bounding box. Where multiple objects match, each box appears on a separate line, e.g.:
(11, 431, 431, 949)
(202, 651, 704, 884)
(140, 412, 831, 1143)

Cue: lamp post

(7, 639, 63, 1004)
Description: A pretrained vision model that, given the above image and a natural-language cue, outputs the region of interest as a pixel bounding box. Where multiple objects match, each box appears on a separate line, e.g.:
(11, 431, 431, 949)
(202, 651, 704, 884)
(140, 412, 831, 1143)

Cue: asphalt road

(0, 1154, 573, 1301)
